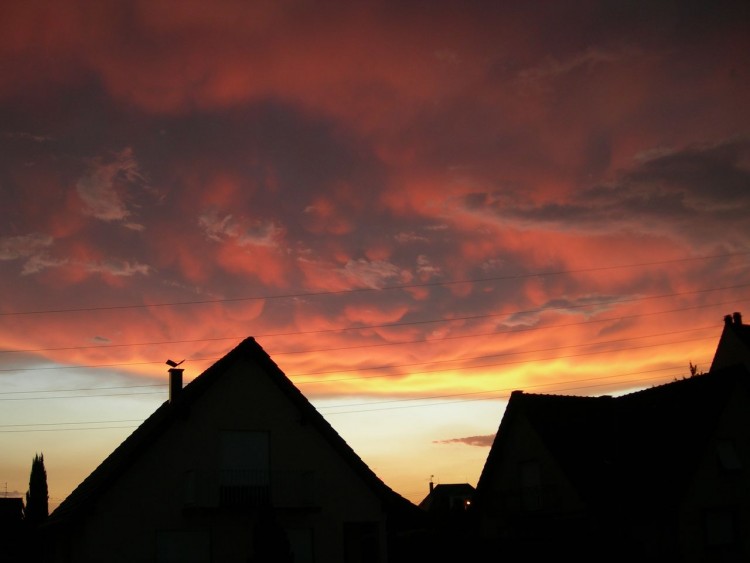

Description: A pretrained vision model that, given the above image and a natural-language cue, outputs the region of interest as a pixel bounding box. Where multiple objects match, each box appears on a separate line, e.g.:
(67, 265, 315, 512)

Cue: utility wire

(0, 285, 737, 370)
(0, 323, 715, 374)
(1, 290, 746, 356)
(0, 384, 165, 396)
(0, 425, 139, 433)
(270, 323, 716, 357)
(0, 419, 144, 428)
(0, 362, 708, 431)
(0, 390, 165, 401)
(321, 373, 677, 416)
(2, 250, 747, 317)
(292, 336, 716, 382)
(0, 332, 715, 398)
(314, 363, 697, 410)
(288, 326, 715, 377)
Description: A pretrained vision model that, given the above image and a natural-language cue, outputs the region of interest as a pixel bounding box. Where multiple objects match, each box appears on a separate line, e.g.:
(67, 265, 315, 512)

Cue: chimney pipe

(169, 368, 183, 402)
(733, 312, 742, 326)
(724, 314, 733, 326)
(429, 476, 434, 494)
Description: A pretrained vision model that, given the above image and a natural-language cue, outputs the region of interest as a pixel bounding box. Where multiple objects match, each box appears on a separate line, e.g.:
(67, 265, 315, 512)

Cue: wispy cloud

(0, 233, 53, 260)
(0, 233, 66, 274)
(198, 210, 285, 248)
(416, 255, 441, 278)
(2, 131, 54, 143)
(21, 254, 69, 275)
(434, 434, 496, 447)
(76, 148, 148, 226)
(340, 259, 404, 289)
(395, 231, 429, 244)
(198, 211, 235, 242)
(85, 260, 151, 277)
(517, 46, 638, 83)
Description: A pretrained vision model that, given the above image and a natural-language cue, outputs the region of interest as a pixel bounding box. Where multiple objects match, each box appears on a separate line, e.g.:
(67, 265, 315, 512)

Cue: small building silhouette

(418, 482, 474, 516)
(0, 497, 25, 563)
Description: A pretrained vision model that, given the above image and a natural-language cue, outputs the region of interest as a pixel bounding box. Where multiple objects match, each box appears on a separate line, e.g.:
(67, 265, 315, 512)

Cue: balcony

(218, 469, 316, 508)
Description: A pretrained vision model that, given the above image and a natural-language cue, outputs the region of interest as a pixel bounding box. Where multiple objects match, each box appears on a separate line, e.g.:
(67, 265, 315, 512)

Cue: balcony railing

(218, 469, 316, 508)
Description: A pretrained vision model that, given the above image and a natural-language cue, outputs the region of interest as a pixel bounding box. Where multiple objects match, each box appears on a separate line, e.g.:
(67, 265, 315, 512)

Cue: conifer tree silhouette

(25, 453, 48, 527)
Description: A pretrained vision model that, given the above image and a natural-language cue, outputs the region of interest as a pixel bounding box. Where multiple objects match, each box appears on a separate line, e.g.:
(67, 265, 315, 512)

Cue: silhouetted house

(415, 482, 477, 562)
(710, 311, 750, 371)
(44, 337, 422, 563)
(0, 497, 25, 563)
(472, 363, 750, 562)
(418, 482, 474, 516)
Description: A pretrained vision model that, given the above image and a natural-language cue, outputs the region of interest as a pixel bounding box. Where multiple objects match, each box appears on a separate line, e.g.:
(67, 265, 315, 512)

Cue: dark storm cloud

(459, 136, 750, 247)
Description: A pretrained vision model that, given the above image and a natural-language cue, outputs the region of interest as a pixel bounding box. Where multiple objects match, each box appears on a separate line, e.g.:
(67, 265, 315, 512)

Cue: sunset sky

(2, 0, 750, 509)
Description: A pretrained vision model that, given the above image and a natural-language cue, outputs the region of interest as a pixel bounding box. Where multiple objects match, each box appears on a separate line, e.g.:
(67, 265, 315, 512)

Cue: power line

(0, 384, 165, 396)
(314, 363, 696, 410)
(270, 323, 716, 357)
(0, 362, 707, 431)
(0, 390, 165, 401)
(2, 289, 746, 357)
(292, 335, 715, 383)
(0, 425, 139, 433)
(0, 322, 715, 375)
(322, 376, 659, 415)
(0, 332, 715, 398)
(1, 284, 739, 372)
(321, 371, 695, 416)
(288, 326, 715, 377)
(0, 419, 144, 428)
(2, 251, 747, 317)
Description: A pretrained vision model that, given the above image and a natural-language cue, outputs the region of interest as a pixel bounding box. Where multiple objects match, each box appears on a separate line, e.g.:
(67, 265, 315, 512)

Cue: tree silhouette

(25, 453, 48, 527)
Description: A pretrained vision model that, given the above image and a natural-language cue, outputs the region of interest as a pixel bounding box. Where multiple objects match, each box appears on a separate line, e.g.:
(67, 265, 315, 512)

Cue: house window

(287, 528, 314, 563)
(156, 529, 210, 563)
(716, 440, 742, 471)
(343, 521, 380, 563)
(520, 460, 542, 512)
(704, 508, 736, 547)
(184, 470, 196, 506)
(220, 430, 270, 506)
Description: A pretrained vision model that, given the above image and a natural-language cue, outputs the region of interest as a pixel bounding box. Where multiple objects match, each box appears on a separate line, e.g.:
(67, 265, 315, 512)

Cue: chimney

(725, 314, 733, 327)
(168, 368, 183, 402)
(429, 476, 434, 494)
(733, 312, 743, 326)
(166, 359, 185, 403)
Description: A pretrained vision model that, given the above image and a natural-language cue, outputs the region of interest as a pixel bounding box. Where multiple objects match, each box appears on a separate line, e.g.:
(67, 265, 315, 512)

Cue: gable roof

(475, 364, 750, 512)
(48, 337, 418, 525)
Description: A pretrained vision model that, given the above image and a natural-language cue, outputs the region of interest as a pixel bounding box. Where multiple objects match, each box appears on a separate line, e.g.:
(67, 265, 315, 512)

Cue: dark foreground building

(44, 337, 422, 563)
(472, 313, 750, 562)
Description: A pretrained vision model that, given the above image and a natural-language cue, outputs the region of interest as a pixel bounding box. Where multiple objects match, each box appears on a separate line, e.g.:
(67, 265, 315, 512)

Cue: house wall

(58, 357, 388, 563)
(676, 382, 750, 562)
(477, 410, 586, 541)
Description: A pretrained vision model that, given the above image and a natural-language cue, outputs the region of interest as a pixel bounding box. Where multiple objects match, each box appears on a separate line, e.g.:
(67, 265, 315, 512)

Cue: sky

(1, 0, 750, 509)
